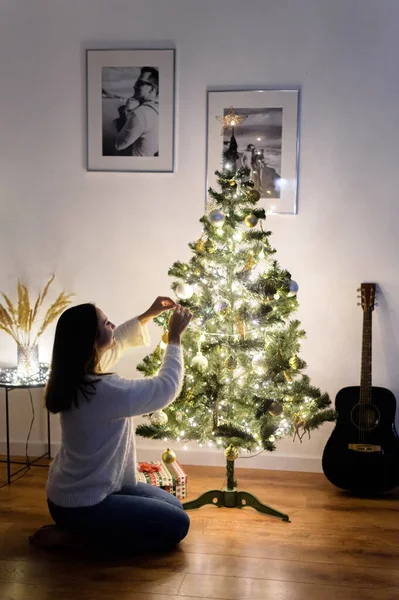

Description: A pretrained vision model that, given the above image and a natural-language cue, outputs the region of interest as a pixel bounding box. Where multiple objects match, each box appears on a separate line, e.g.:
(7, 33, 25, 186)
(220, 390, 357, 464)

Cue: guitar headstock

(357, 283, 377, 312)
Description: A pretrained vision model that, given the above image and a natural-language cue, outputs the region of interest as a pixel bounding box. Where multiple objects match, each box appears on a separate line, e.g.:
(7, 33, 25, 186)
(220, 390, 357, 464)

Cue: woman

(30, 297, 192, 553)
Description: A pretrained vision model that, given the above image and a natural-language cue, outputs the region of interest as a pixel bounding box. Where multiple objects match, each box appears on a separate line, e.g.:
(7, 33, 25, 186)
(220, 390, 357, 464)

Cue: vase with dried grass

(0, 275, 74, 379)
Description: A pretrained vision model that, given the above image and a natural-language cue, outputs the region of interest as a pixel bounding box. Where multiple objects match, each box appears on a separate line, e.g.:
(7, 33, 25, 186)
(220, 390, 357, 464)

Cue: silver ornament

(214, 298, 231, 315)
(150, 410, 168, 426)
(208, 209, 226, 227)
(288, 280, 299, 297)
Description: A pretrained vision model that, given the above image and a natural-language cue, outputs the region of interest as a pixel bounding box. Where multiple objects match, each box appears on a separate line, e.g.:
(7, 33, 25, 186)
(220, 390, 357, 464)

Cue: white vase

(17, 344, 40, 378)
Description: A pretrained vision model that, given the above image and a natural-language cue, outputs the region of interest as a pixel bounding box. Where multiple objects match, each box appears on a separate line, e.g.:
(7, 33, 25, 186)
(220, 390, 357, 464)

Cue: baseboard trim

(0, 440, 323, 473)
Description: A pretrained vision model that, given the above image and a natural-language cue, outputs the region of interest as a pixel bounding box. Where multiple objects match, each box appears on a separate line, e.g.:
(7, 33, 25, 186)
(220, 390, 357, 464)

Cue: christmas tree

(137, 110, 335, 520)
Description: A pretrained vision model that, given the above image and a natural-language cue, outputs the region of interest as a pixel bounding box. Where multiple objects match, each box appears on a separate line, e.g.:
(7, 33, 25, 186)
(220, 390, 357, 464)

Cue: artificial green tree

(136, 116, 335, 521)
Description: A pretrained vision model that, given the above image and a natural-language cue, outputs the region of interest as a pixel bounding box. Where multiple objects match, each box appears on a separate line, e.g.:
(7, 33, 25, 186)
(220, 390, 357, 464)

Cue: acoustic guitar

(322, 283, 399, 493)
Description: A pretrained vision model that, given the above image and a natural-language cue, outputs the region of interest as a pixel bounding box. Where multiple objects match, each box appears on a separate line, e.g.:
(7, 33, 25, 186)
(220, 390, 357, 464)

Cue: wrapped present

(137, 460, 187, 499)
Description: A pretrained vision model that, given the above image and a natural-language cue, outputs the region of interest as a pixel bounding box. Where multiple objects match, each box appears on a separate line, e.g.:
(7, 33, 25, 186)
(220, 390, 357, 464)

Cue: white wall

(1, 0, 399, 473)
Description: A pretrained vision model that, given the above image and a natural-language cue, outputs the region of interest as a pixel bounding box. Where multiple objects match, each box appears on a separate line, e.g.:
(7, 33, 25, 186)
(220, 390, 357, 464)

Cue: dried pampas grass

(0, 275, 74, 345)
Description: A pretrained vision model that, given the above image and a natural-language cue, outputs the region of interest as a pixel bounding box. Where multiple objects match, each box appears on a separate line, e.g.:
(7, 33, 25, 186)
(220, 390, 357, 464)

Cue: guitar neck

(360, 311, 372, 403)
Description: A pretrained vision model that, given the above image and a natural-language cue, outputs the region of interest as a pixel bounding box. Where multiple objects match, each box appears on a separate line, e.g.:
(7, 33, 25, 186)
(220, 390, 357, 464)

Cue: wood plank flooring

(1, 458, 399, 599)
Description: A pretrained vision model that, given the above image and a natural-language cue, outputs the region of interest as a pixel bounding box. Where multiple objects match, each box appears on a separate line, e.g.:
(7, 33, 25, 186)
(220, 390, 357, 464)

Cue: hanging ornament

(150, 410, 168, 426)
(241, 252, 257, 272)
(161, 331, 169, 344)
(248, 189, 261, 203)
(225, 355, 238, 371)
(208, 209, 226, 227)
(236, 317, 247, 339)
(191, 352, 208, 372)
(244, 214, 258, 228)
(289, 355, 299, 370)
(268, 401, 283, 416)
(229, 178, 237, 187)
(162, 448, 177, 464)
(204, 239, 216, 253)
(214, 297, 231, 316)
(225, 444, 239, 461)
(283, 370, 292, 382)
(175, 282, 194, 300)
(288, 280, 299, 297)
(195, 236, 205, 253)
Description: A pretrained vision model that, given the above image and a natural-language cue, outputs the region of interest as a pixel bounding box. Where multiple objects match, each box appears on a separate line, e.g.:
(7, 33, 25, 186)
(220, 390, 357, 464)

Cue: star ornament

(216, 106, 248, 135)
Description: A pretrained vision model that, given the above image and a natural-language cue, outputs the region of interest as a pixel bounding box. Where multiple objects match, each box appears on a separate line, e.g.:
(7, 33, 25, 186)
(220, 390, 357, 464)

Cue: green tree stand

(183, 455, 290, 522)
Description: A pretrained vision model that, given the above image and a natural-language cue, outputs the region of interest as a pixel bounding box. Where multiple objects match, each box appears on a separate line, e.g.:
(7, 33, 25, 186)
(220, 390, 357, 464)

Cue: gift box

(136, 460, 187, 500)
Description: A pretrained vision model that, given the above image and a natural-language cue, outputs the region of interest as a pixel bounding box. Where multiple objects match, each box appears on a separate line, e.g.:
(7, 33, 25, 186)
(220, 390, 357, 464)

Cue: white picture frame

(86, 48, 175, 172)
(207, 89, 300, 214)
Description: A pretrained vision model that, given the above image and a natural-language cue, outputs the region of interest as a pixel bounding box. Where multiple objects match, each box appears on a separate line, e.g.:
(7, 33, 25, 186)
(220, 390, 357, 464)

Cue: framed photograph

(206, 89, 300, 214)
(86, 48, 175, 172)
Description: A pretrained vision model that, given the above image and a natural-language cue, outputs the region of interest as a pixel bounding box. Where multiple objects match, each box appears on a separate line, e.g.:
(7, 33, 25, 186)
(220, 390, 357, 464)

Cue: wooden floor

(1, 459, 399, 600)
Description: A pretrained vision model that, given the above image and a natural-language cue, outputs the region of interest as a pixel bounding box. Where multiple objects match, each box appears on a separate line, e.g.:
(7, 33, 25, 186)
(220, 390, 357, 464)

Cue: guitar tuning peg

(357, 302, 361, 306)
(375, 302, 379, 306)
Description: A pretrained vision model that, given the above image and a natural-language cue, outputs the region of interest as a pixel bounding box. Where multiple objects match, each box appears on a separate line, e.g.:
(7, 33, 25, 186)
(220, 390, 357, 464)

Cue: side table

(0, 365, 51, 485)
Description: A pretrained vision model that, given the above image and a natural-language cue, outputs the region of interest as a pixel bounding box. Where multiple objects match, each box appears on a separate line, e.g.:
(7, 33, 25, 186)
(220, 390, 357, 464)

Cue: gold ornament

(248, 189, 261, 202)
(283, 370, 292, 382)
(195, 236, 205, 253)
(245, 214, 259, 228)
(289, 355, 299, 369)
(224, 444, 239, 461)
(162, 331, 169, 344)
(216, 106, 248, 134)
(229, 179, 237, 187)
(204, 239, 216, 253)
(269, 401, 283, 416)
(236, 317, 247, 339)
(241, 252, 257, 272)
(292, 413, 311, 443)
(162, 448, 177, 464)
(225, 355, 238, 371)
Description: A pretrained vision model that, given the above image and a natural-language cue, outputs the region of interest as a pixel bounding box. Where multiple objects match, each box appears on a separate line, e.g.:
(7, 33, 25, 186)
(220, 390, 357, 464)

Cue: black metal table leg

(5, 387, 10, 484)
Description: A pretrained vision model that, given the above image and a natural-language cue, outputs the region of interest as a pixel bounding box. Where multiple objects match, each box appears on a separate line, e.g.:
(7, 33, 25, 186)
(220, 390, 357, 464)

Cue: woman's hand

(138, 297, 177, 325)
(168, 305, 192, 345)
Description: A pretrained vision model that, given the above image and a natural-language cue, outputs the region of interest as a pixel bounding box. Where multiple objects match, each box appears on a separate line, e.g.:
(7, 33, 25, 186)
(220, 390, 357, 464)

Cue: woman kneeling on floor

(30, 297, 191, 553)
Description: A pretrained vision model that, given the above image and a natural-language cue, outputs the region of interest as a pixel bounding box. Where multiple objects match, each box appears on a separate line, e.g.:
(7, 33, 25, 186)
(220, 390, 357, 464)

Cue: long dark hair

(45, 303, 103, 413)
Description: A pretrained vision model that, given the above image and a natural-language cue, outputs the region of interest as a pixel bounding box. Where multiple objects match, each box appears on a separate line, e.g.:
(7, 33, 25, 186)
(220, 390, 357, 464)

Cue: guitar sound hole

(351, 403, 380, 431)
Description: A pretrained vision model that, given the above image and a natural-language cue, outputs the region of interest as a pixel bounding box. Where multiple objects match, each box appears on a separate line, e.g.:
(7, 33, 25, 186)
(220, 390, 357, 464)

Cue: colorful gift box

(136, 460, 187, 500)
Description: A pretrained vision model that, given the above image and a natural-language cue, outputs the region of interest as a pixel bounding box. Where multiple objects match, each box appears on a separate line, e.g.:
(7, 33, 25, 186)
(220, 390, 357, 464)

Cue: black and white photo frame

(86, 48, 175, 172)
(207, 89, 300, 214)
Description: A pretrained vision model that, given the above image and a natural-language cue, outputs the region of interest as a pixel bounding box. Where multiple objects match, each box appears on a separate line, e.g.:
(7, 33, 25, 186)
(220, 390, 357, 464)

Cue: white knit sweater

(46, 317, 184, 508)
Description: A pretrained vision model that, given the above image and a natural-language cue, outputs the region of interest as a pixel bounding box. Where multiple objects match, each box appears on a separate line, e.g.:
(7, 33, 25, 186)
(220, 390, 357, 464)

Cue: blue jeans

(48, 482, 190, 553)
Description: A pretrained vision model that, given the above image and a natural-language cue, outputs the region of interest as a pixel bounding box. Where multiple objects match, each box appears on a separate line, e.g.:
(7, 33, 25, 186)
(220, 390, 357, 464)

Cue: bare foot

(29, 525, 77, 548)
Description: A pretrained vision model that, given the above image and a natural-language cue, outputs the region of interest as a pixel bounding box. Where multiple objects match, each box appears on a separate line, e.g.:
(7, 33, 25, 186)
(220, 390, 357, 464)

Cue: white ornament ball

(208, 209, 226, 227)
(176, 282, 194, 300)
(150, 410, 168, 426)
(288, 280, 299, 297)
(192, 352, 208, 371)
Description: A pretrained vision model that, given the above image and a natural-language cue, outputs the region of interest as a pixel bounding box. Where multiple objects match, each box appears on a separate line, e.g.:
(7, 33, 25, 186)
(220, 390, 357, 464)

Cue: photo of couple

(223, 107, 283, 199)
(102, 66, 159, 157)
